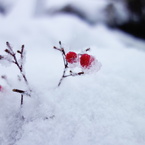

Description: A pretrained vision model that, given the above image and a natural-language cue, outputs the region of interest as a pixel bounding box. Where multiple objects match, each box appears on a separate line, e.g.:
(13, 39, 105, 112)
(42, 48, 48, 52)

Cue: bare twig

(12, 88, 30, 107)
(0, 42, 31, 106)
(12, 89, 31, 96)
(58, 66, 67, 87)
(12, 88, 25, 106)
(21, 94, 23, 106)
(5, 42, 29, 85)
(53, 46, 61, 52)
(86, 48, 90, 51)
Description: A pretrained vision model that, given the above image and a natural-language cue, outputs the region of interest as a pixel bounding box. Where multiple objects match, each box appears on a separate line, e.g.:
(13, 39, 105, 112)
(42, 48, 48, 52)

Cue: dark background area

(0, 0, 145, 40)
(117, 0, 145, 39)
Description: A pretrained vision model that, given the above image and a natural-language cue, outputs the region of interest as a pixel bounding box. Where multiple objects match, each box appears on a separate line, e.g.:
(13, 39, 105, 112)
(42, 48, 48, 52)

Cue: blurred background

(0, 0, 145, 50)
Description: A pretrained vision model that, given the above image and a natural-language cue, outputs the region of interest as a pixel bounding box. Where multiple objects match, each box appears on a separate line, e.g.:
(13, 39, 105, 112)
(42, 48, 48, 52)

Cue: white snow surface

(0, 1, 145, 145)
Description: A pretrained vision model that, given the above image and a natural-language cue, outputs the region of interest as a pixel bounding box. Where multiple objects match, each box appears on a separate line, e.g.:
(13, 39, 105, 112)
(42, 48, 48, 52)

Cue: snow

(0, 1, 145, 145)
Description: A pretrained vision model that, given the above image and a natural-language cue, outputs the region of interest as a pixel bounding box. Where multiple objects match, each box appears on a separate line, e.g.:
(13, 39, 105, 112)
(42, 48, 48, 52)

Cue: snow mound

(0, 1, 145, 145)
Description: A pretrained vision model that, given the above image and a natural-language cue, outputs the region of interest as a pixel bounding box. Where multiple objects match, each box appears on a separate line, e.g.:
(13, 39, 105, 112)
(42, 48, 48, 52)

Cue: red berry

(0, 85, 3, 91)
(66, 52, 78, 63)
(80, 54, 95, 68)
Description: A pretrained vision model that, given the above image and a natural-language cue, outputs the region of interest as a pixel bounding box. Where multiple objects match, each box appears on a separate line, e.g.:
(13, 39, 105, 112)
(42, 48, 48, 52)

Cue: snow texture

(0, 0, 145, 145)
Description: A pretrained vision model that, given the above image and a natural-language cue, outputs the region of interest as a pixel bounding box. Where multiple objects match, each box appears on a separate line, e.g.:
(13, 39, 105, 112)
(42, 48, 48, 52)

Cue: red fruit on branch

(0, 85, 3, 91)
(66, 52, 78, 63)
(80, 54, 95, 69)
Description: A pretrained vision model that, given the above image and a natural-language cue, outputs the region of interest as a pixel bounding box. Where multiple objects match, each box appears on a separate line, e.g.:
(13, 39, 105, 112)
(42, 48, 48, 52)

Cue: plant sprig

(0, 42, 31, 107)
(54, 41, 84, 87)
(5, 42, 28, 85)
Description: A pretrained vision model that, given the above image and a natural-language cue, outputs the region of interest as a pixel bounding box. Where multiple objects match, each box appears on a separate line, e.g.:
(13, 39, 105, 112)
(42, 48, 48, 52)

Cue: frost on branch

(53, 41, 102, 87)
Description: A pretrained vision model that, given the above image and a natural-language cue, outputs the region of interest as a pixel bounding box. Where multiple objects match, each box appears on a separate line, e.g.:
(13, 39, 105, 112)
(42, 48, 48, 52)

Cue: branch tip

(6, 41, 9, 45)
(6, 41, 11, 49)
(59, 41, 61, 45)
(86, 48, 90, 51)
(22, 45, 24, 49)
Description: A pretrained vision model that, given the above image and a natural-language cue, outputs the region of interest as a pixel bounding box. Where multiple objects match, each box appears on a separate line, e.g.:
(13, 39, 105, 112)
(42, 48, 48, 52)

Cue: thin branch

(12, 89, 29, 107)
(53, 46, 61, 52)
(58, 67, 67, 87)
(53, 41, 69, 86)
(13, 89, 31, 96)
(64, 72, 84, 78)
(6, 41, 13, 52)
(86, 48, 90, 51)
(21, 94, 23, 106)
(20, 45, 24, 70)
(5, 42, 29, 86)
(0, 42, 31, 106)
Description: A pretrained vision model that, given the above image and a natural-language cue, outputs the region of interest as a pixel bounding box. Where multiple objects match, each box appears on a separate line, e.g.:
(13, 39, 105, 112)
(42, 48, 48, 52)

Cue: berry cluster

(54, 41, 101, 86)
(66, 52, 96, 69)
